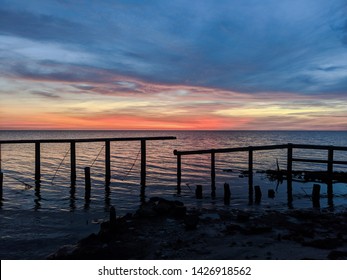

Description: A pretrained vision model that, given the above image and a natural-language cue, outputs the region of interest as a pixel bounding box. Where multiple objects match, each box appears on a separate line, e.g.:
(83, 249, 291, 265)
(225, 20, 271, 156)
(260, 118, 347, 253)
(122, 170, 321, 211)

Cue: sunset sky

(1, 0, 347, 130)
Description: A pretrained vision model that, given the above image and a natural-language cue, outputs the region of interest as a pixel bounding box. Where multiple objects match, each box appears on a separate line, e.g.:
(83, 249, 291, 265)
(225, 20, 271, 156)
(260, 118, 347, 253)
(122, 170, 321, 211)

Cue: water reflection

(69, 184, 76, 211)
(34, 181, 41, 210)
(104, 185, 111, 211)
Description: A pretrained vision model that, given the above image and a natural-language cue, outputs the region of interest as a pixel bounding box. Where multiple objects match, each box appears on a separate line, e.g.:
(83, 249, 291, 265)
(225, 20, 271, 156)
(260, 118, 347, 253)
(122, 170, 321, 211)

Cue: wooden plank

(292, 144, 347, 151)
(333, 160, 347, 165)
(174, 143, 347, 156)
(174, 144, 289, 156)
(292, 158, 329, 164)
(0, 136, 176, 145)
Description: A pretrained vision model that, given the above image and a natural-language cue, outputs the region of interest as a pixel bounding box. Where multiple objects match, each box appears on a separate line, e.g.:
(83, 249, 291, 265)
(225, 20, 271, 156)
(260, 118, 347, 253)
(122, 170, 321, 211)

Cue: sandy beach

(49, 197, 347, 260)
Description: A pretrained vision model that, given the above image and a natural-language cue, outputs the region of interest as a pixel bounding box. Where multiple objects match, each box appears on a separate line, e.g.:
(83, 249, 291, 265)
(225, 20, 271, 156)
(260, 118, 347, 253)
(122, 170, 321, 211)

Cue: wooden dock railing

(0, 136, 176, 200)
(174, 143, 347, 205)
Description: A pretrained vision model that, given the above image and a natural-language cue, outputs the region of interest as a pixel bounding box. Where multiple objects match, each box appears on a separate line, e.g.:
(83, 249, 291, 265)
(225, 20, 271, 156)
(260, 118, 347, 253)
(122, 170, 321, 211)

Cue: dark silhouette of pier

(1, 139, 347, 208)
(0, 136, 176, 201)
(174, 143, 347, 207)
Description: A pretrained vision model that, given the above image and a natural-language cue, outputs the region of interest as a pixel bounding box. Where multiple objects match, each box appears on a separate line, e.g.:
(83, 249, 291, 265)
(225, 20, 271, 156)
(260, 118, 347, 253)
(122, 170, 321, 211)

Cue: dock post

(312, 184, 321, 208)
(254, 185, 262, 204)
(211, 151, 216, 198)
(327, 147, 334, 206)
(0, 143, 2, 171)
(35, 142, 41, 182)
(105, 140, 111, 186)
(287, 143, 293, 207)
(195, 185, 203, 199)
(224, 183, 231, 205)
(174, 150, 182, 194)
(140, 140, 146, 197)
(110, 206, 116, 228)
(248, 147, 253, 204)
(84, 167, 91, 201)
(0, 171, 3, 200)
(70, 141, 76, 186)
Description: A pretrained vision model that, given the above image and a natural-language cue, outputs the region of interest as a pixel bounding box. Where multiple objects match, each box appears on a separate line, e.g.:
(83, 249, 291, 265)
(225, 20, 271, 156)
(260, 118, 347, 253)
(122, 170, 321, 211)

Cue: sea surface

(1, 130, 347, 259)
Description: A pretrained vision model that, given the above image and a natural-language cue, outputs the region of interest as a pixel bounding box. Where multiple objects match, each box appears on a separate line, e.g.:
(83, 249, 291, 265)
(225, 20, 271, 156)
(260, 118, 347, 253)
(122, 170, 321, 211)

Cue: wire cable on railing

(51, 147, 71, 185)
(1, 170, 34, 190)
(114, 148, 141, 181)
(91, 144, 105, 168)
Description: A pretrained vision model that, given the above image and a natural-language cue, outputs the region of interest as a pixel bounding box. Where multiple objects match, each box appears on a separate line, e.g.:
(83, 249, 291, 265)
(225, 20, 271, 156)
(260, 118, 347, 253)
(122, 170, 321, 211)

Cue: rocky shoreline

(49, 197, 347, 260)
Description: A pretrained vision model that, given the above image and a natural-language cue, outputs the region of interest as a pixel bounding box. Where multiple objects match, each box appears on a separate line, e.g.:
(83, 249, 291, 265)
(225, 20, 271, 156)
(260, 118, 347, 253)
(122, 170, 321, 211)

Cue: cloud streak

(0, 0, 347, 130)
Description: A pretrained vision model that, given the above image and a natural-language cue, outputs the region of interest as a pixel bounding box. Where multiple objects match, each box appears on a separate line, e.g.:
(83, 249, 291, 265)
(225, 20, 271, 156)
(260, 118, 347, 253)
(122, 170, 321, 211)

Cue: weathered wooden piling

(70, 141, 76, 185)
(224, 183, 231, 205)
(84, 167, 91, 200)
(140, 140, 146, 197)
(0, 136, 176, 202)
(105, 140, 111, 186)
(287, 144, 293, 206)
(35, 142, 40, 182)
(312, 184, 321, 208)
(327, 147, 334, 206)
(0, 171, 3, 200)
(254, 185, 262, 204)
(175, 150, 182, 194)
(196, 185, 203, 199)
(0, 143, 2, 171)
(211, 151, 216, 198)
(248, 147, 253, 204)
(110, 206, 116, 227)
(327, 181, 333, 207)
(268, 189, 275, 198)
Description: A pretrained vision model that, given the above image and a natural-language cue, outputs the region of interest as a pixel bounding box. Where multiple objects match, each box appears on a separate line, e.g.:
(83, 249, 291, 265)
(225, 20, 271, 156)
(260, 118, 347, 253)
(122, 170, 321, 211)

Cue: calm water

(1, 130, 347, 259)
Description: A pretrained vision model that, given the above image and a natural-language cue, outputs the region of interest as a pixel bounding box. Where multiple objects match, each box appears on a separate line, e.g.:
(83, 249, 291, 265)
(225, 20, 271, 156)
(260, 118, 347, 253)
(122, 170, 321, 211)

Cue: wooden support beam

(70, 142, 76, 185)
(140, 140, 146, 197)
(175, 151, 182, 194)
(254, 185, 262, 204)
(327, 147, 334, 177)
(224, 183, 231, 205)
(105, 140, 111, 186)
(0, 171, 3, 200)
(35, 142, 40, 182)
(327, 147, 334, 206)
(287, 144, 293, 206)
(84, 167, 91, 201)
(312, 184, 321, 208)
(195, 185, 203, 199)
(248, 147, 253, 204)
(110, 206, 116, 228)
(211, 152, 216, 198)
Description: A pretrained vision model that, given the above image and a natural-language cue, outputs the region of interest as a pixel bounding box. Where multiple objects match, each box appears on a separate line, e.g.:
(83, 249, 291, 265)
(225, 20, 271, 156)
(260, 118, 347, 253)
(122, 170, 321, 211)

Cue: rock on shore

(48, 198, 347, 260)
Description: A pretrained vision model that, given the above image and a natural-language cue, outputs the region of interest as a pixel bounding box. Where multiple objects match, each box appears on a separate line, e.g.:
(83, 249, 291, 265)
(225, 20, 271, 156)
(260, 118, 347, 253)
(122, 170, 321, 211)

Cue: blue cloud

(1, 0, 346, 95)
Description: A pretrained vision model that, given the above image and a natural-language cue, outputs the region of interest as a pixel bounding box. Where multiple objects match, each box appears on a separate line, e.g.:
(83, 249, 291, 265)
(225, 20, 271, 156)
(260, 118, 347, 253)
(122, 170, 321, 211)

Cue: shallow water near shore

(1, 130, 347, 259)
